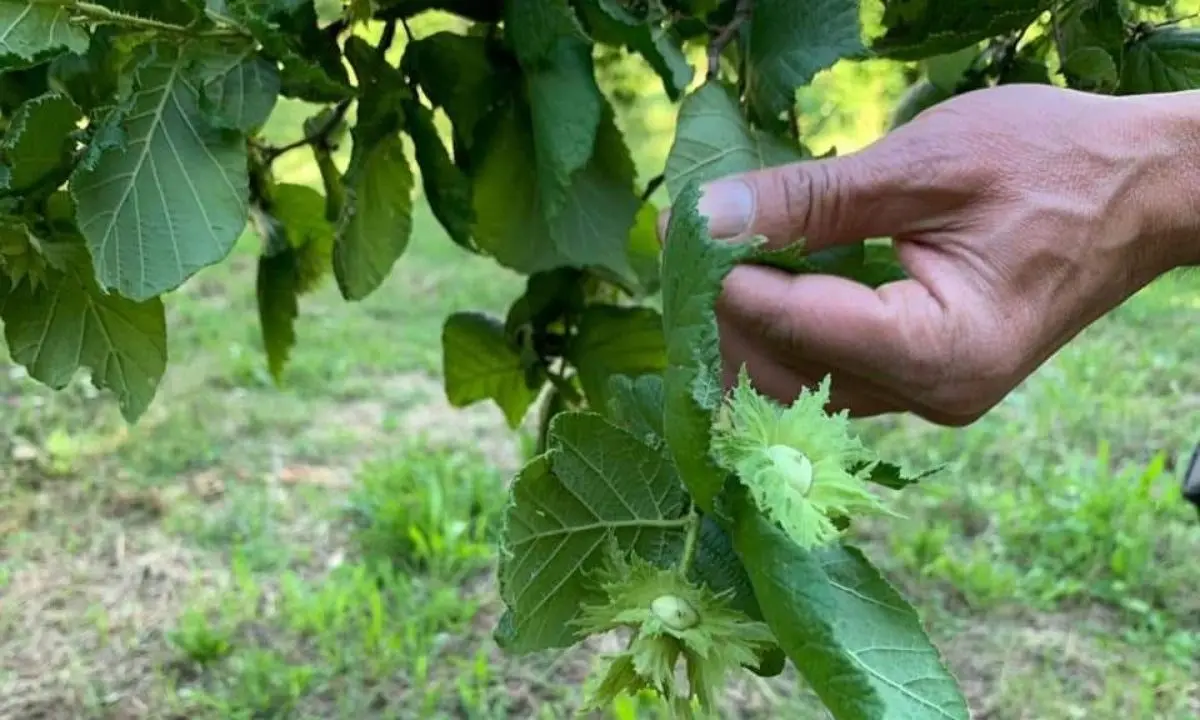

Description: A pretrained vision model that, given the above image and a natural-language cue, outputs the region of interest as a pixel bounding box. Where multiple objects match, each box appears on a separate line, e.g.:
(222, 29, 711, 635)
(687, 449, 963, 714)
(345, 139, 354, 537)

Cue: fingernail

(698, 179, 755, 238)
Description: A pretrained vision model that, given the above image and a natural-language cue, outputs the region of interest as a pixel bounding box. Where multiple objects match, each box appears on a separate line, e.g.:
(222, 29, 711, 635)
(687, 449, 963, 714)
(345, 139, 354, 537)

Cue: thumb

(664, 133, 965, 252)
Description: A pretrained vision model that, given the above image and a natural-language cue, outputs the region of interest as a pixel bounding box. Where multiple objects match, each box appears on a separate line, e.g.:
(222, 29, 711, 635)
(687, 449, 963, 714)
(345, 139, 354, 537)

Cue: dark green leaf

(0, 91, 82, 192)
(873, 0, 1051, 60)
(1062, 46, 1119, 91)
(228, 0, 354, 102)
(746, 0, 863, 127)
(374, 0, 504, 21)
(70, 42, 250, 301)
(503, 267, 586, 338)
(256, 248, 299, 382)
(567, 305, 666, 412)
(403, 96, 474, 251)
(189, 43, 282, 132)
(576, 0, 693, 100)
(665, 81, 806, 199)
(504, 0, 588, 67)
(1120, 26, 1200, 93)
(443, 312, 546, 428)
(730, 498, 970, 720)
(1057, 0, 1125, 92)
(856, 459, 944, 491)
(0, 1, 90, 71)
(888, 79, 952, 130)
(625, 201, 662, 297)
(1, 241, 166, 422)
(660, 182, 755, 512)
(605, 373, 665, 446)
(48, 27, 123, 113)
(495, 412, 688, 653)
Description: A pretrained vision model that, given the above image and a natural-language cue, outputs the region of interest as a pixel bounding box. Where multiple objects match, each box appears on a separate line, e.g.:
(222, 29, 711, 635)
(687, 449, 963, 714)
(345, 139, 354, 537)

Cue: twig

(707, 0, 754, 81)
(261, 100, 352, 163)
(70, 1, 249, 39)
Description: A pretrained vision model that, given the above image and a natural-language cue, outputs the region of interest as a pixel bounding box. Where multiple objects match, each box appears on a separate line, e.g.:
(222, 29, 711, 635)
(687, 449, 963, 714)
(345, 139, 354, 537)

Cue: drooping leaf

(227, 0, 354, 102)
(1057, 0, 1125, 93)
(442, 311, 546, 428)
(665, 81, 806, 199)
(0, 91, 82, 192)
(495, 411, 688, 653)
(1120, 26, 1200, 93)
(334, 36, 415, 301)
(568, 305, 666, 412)
(729, 498, 970, 720)
(576, 0, 693, 100)
(71, 42, 250, 301)
(256, 248, 300, 382)
(873, 0, 1051, 61)
(0, 1, 90, 71)
(0, 241, 166, 422)
(745, 0, 863, 127)
(402, 96, 474, 251)
(504, 0, 588, 67)
(189, 43, 282, 132)
(660, 182, 756, 512)
(1062, 46, 1119, 92)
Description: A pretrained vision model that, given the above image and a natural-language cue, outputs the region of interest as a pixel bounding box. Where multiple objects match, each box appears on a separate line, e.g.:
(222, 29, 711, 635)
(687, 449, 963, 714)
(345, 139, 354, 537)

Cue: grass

(3, 30, 1200, 720)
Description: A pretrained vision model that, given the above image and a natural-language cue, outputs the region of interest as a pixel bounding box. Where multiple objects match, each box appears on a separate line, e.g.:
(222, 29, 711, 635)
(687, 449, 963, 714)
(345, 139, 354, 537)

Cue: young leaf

(190, 44, 282, 133)
(873, 0, 1050, 61)
(0, 91, 82, 192)
(71, 42, 250, 301)
(567, 305, 666, 412)
(442, 311, 546, 428)
(1, 241, 166, 423)
(576, 0, 693, 100)
(0, 1, 90, 71)
(745, 0, 863, 127)
(660, 182, 756, 512)
(665, 81, 805, 199)
(1120, 27, 1200, 93)
(729, 498, 970, 720)
(495, 412, 688, 653)
(402, 96, 474, 251)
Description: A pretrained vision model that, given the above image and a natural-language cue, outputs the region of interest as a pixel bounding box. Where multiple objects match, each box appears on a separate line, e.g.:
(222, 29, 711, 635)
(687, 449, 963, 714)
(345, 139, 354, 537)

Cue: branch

(260, 100, 352, 164)
(70, 1, 250, 39)
(707, 0, 754, 81)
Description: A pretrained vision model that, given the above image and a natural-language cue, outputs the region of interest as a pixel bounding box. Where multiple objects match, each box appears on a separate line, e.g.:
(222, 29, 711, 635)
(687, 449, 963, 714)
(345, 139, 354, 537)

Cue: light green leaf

(746, 0, 863, 126)
(525, 38, 604, 220)
(496, 412, 688, 653)
(730, 500, 970, 720)
(71, 42, 250, 301)
(568, 305, 666, 412)
(873, 0, 1051, 61)
(0, 91, 82, 192)
(660, 182, 756, 512)
(442, 311, 545, 428)
(577, 0, 693, 100)
(665, 81, 805, 199)
(1062, 46, 1119, 92)
(1, 242, 166, 422)
(190, 44, 282, 132)
(335, 134, 414, 301)
(1120, 27, 1200, 93)
(403, 96, 474, 251)
(0, 1, 89, 70)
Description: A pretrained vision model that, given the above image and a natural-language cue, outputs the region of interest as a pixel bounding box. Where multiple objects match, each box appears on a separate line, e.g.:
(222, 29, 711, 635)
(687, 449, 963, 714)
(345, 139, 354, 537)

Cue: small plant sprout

(712, 368, 898, 550)
(573, 544, 775, 717)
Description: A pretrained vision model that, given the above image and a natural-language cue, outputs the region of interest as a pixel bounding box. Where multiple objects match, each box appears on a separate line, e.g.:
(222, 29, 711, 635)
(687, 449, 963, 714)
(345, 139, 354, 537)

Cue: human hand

(660, 84, 1200, 426)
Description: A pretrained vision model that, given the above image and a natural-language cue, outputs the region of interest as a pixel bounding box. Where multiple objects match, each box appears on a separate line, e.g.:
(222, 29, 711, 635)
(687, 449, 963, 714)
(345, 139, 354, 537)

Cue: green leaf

(1062, 45, 1119, 92)
(333, 36, 415, 301)
(403, 96, 474, 251)
(568, 305, 666, 412)
(625, 200, 662, 297)
(0, 1, 90, 70)
(190, 44, 282, 133)
(495, 411, 688, 653)
(1057, 0, 1125, 92)
(888, 78, 952, 130)
(471, 99, 640, 286)
(0, 91, 82, 192)
(873, 0, 1051, 60)
(660, 182, 756, 512)
(228, 0, 354, 102)
(746, 0, 863, 127)
(1120, 26, 1200, 93)
(665, 82, 806, 199)
(729, 500, 970, 720)
(504, 0, 588, 67)
(857, 459, 943, 491)
(71, 42, 250, 301)
(443, 311, 546, 428)
(605, 373, 666, 447)
(1, 241, 166, 422)
(48, 26, 123, 113)
(576, 0, 693, 100)
(256, 249, 299, 382)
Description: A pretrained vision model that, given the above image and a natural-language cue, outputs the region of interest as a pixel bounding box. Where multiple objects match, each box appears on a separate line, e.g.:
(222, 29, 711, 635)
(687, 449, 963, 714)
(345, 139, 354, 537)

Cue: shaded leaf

(0, 91, 82, 192)
(403, 96, 474, 251)
(495, 412, 688, 653)
(568, 305, 666, 412)
(873, 0, 1050, 60)
(577, 0, 693, 100)
(0, 1, 90, 70)
(443, 311, 546, 428)
(605, 373, 666, 447)
(504, 0, 588, 67)
(190, 43, 282, 132)
(1121, 26, 1200, 93)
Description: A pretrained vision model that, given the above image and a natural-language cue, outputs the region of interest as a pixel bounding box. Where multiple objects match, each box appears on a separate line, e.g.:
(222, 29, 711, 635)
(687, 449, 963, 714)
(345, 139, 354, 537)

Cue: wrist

(1126, 91, 1200, 270)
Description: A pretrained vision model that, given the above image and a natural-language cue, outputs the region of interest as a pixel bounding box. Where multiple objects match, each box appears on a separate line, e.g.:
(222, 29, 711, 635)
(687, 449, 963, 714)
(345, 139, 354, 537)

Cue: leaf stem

(261, 100, 352, 163)
(677, 506, 702, 576)
(69, 1, 250, 39)
(707, 0, 754, 81)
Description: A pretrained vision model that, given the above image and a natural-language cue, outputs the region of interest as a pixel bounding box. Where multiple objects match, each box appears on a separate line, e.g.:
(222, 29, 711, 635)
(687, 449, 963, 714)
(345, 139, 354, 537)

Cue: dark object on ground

(1183, 443, 1200, 512)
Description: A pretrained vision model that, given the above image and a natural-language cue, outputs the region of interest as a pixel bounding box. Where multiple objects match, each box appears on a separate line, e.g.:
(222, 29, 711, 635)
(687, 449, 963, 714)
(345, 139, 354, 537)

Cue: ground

(3, 38, 1200, 720)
